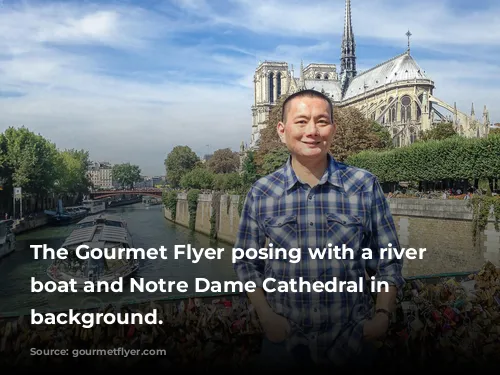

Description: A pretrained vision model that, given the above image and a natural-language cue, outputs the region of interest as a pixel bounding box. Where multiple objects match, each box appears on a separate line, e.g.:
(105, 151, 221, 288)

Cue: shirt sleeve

(365, 177, 405, 291)
(232, 187, 267, 288)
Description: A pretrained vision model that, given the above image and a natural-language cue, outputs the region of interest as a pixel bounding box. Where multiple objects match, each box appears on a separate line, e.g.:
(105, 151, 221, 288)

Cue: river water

(0, 203, 238, 316)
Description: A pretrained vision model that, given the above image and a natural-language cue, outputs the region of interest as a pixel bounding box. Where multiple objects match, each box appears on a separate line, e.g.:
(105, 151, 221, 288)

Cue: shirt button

(309, 222, 313, 226)
(308, 194, 313, 200)
(314, 308, 318, 312)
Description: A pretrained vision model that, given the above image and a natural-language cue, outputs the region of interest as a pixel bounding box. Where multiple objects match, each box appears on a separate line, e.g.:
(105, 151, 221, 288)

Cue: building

(249, 0, 490, 149)
(87, 162, 113, 189)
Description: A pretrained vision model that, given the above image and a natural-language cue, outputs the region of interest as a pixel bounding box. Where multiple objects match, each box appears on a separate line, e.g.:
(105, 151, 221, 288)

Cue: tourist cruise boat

(82, 199, 106, 214)
(46, 214, 139, 289)
(0, 220, 15, 259)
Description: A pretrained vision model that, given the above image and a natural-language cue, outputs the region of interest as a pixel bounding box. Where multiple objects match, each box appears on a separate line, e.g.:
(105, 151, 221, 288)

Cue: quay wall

(12, 215, 48, 235)
(165, 195, 500, 277)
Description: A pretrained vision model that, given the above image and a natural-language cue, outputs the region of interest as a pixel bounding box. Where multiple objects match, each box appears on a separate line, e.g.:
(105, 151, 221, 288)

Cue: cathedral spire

(406, 30, 412, 54)
(340, 0, 356, 95)
(299, 60, 306, 90)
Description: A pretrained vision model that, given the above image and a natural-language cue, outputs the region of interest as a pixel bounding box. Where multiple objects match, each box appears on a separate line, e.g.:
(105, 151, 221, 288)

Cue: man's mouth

(302, 141, 321, 145)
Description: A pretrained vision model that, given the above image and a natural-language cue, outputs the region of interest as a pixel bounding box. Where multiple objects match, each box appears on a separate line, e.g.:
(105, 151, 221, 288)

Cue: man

(233, 90, 404, 369)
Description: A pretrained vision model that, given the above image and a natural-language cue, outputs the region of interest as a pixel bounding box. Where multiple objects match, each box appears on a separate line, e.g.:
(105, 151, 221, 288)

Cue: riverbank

(11, 215, 48, 235)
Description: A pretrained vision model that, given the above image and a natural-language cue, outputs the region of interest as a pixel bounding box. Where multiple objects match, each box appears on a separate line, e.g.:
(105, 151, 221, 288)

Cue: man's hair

(281, 89, 334, 123)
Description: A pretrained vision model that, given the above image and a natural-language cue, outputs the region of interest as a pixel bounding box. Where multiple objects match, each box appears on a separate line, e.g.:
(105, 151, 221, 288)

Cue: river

(0, 203, 238, 316)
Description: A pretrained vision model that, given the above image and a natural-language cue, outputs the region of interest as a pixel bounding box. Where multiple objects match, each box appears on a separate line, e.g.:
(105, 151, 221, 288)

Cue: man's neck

(291, 154, 328, 187)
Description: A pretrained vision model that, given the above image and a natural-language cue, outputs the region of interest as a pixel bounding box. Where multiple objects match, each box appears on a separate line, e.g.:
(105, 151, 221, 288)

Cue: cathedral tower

(340, 0, 356, 95)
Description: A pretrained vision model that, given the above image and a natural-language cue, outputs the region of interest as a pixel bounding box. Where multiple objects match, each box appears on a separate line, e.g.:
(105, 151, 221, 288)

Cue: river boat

(46, 214, 139, 289)
(44, 206, 88, 226)
(82, 199, 106, 214)
(143, 197, 162, 207)
(0, 220, 15, 259)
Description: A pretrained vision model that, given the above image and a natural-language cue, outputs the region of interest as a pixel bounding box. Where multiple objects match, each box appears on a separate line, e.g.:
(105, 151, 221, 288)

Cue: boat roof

(63, 215, 131, 248)
(77, 213, 125, 225)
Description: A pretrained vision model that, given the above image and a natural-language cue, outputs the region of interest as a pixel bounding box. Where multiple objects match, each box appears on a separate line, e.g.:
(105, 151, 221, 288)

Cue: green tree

(0, 126, 59, 210)
(213, 172, 243, 192)
(489, 127, 500, 137)
(261, 148, 290, 175)
(112, 163, 142, 189)
(180, 167, 215, 190)
(371, 121, 393, 149)
(330, 107, 388, 162)
(164, 146, 199, 188)
(419, 122, 457, 141)
(241, 150, 258, 185)
(54, 149, 92, 199)
(207, 148, 240, 174)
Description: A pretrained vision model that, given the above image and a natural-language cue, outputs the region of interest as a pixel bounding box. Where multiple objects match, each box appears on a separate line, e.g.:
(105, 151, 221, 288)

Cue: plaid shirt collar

(282, 153, 344, 193)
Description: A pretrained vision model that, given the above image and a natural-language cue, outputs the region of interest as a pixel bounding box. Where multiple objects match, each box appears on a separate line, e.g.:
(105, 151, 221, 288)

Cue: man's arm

(233, 188, 272, 316)
(367, 178, 405, 314)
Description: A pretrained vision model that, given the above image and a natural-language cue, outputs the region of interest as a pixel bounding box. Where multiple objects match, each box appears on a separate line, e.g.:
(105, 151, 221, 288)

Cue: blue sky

(0, 0, 499, 175)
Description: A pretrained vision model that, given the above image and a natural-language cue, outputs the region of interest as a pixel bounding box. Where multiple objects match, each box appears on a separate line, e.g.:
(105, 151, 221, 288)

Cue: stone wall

(164, 194, 500, 277)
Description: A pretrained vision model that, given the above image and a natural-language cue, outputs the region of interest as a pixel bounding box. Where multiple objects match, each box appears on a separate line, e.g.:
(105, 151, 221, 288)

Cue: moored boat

(44, 200, 88, 226)
(82, 199, 106, 214)
(46, 214, 139, 289)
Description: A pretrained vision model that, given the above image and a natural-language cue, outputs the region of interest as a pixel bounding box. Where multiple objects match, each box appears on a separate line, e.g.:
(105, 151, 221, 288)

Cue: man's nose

(304, 121, 319, 136)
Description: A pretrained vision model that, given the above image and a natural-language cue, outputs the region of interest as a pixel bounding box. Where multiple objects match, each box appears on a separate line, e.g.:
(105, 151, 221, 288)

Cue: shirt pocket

(263, 214, 299, 249)
(325, 212, 365, 269)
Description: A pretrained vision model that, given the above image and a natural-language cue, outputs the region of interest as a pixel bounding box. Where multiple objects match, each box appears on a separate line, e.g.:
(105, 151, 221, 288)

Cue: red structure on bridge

(90, 188, 163, 200)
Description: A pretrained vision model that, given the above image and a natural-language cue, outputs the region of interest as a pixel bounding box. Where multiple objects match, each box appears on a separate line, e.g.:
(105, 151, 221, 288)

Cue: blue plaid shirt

(233, 154, 404, 366)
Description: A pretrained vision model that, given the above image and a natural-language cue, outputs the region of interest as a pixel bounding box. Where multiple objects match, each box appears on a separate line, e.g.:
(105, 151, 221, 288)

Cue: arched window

(324, 74, 329, 80)
(393, 128, 400, 147)
(417, 94, 423, 121)
(268, 72, 274, 103)
(316, 74, 321, 79)
(379, 105, 386, 124)
(400, 95, 412, 122)
(409, 127, 417, 144)
(388, 97, 397, 123)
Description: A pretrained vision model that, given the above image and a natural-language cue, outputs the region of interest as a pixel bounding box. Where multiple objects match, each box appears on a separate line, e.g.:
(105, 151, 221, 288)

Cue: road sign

(14, 187, 22, 199)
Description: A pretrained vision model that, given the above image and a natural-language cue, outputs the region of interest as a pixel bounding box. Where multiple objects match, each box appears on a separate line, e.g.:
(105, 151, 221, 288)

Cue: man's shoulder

(248, 165, 288, 198)
(335, 160, 378, 191)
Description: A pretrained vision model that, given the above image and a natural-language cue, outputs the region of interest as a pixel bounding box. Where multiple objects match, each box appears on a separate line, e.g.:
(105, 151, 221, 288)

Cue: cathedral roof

(304, 79, 342, 102)
(342, 52, 431, 101)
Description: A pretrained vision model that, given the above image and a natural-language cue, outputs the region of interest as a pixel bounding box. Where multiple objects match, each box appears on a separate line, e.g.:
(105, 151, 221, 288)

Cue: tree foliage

(0, 126, 93, 211)
(213, 172, 242, 191)
(419, 122, 457, 142)
(346, 134, 500, 182)
(0, 126, 59, 197)
(241, 150, 258, 186)
(164, 146, 199, 188)
(207, 148, 240, 174)
(489, 127, 500, 136)
(112, 163, 142, 189)
(330, 107, 389, 161)
(55, 149, 92, 196)
(180, 167, 215, 190)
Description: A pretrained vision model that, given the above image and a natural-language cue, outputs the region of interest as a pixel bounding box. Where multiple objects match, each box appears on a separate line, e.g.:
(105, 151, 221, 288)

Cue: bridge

(90, 188, 163, 200)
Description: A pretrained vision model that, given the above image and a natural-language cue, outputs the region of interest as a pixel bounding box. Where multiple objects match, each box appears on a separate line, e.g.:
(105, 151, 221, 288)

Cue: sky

(0, 0, 499, 176)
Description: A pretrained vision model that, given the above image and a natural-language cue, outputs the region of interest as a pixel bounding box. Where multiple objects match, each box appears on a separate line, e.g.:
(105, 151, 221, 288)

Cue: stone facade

(165, 195, 500, 278)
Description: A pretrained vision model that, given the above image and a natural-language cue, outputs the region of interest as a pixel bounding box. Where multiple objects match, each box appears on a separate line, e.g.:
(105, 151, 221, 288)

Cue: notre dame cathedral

(248, 0, 490, 150)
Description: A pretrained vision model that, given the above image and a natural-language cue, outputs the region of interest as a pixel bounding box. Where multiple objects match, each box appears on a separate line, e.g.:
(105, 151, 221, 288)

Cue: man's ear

(277, 121, 286, 144)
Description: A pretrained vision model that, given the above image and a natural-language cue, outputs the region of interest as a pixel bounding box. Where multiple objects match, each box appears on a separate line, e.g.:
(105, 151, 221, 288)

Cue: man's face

(277, 96, 335, 160)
